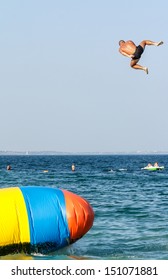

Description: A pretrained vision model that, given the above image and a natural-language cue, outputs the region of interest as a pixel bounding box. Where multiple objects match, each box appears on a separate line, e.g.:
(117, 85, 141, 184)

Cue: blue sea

(0, 154, 168, 260)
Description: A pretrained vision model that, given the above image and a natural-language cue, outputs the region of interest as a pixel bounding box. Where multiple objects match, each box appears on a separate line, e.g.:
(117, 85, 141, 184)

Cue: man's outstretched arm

(119, 50, 134, 58)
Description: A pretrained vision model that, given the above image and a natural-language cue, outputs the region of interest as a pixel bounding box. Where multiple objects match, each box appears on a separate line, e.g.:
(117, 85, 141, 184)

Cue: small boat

(141, 166, 164, 171)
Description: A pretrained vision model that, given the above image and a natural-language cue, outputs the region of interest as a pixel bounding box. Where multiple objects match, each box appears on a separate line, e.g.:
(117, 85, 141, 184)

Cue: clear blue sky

(0, 0, 168, 153)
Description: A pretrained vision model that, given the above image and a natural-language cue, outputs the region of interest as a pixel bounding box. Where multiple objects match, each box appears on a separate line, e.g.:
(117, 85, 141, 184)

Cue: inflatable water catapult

(0, 186, 94, 256)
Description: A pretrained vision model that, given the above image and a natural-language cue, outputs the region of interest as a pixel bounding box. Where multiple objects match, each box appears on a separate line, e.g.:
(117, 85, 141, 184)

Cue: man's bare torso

(119, 40, 136, 55)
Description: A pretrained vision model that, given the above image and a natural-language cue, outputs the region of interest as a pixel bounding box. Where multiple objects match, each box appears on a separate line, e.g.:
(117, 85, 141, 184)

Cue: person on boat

(154, 162, 159, 167)
(146, 163, 153, 168)
(118, 39, 163, 74)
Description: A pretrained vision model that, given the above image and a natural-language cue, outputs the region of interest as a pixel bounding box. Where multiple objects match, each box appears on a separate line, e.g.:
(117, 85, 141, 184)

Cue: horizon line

(1, 150, 168, 155)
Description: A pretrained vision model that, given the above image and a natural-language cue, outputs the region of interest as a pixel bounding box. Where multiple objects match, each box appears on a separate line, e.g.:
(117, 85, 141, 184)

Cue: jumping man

(119, 40, 163, 74)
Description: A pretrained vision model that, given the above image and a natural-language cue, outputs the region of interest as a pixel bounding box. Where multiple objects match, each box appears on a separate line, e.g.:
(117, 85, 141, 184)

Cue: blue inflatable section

(20, 186, 70, 248)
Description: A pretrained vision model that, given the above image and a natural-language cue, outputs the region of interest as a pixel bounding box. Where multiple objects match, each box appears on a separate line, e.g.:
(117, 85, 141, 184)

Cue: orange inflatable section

(63, 190, 94, 241)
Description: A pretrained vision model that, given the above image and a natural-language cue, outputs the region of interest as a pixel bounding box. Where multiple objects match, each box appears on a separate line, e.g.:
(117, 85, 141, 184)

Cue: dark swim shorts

(132, 45, 144, 60)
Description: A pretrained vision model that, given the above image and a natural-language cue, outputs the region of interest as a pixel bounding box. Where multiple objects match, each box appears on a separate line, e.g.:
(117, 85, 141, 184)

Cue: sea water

(0, 154, 168, 260)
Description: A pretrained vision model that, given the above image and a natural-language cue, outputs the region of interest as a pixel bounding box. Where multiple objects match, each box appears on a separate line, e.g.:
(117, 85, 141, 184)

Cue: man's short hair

(119, 40, 125, 45)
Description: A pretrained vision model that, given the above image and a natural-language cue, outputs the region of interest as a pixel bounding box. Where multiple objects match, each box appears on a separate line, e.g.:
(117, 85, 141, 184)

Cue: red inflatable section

(63, 190, 94, 241)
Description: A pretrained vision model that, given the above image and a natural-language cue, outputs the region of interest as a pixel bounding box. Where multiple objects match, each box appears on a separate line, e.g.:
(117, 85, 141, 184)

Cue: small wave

(118, 168, 127, 171)
(108, 169, 115, 173)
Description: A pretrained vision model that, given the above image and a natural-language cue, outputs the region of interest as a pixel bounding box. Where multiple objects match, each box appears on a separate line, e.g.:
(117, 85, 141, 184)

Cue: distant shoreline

(1, 151, 168, 156)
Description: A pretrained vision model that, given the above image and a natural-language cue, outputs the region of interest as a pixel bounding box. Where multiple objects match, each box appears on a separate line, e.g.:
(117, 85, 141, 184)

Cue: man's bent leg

(140, 40, 163, 48)
(130, 59, 148, 74)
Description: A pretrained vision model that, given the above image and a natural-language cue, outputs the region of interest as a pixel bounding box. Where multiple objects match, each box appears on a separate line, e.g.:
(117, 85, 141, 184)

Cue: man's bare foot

(156, 41, 163, 46)
(144, 67, 148, 74)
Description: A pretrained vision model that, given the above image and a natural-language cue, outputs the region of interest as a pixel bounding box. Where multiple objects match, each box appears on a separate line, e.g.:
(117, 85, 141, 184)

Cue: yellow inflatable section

(0, 187, 30, 246)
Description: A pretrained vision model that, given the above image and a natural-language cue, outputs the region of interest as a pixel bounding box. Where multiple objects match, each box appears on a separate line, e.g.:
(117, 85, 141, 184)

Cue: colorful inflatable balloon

(0, 186, 94, 256)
